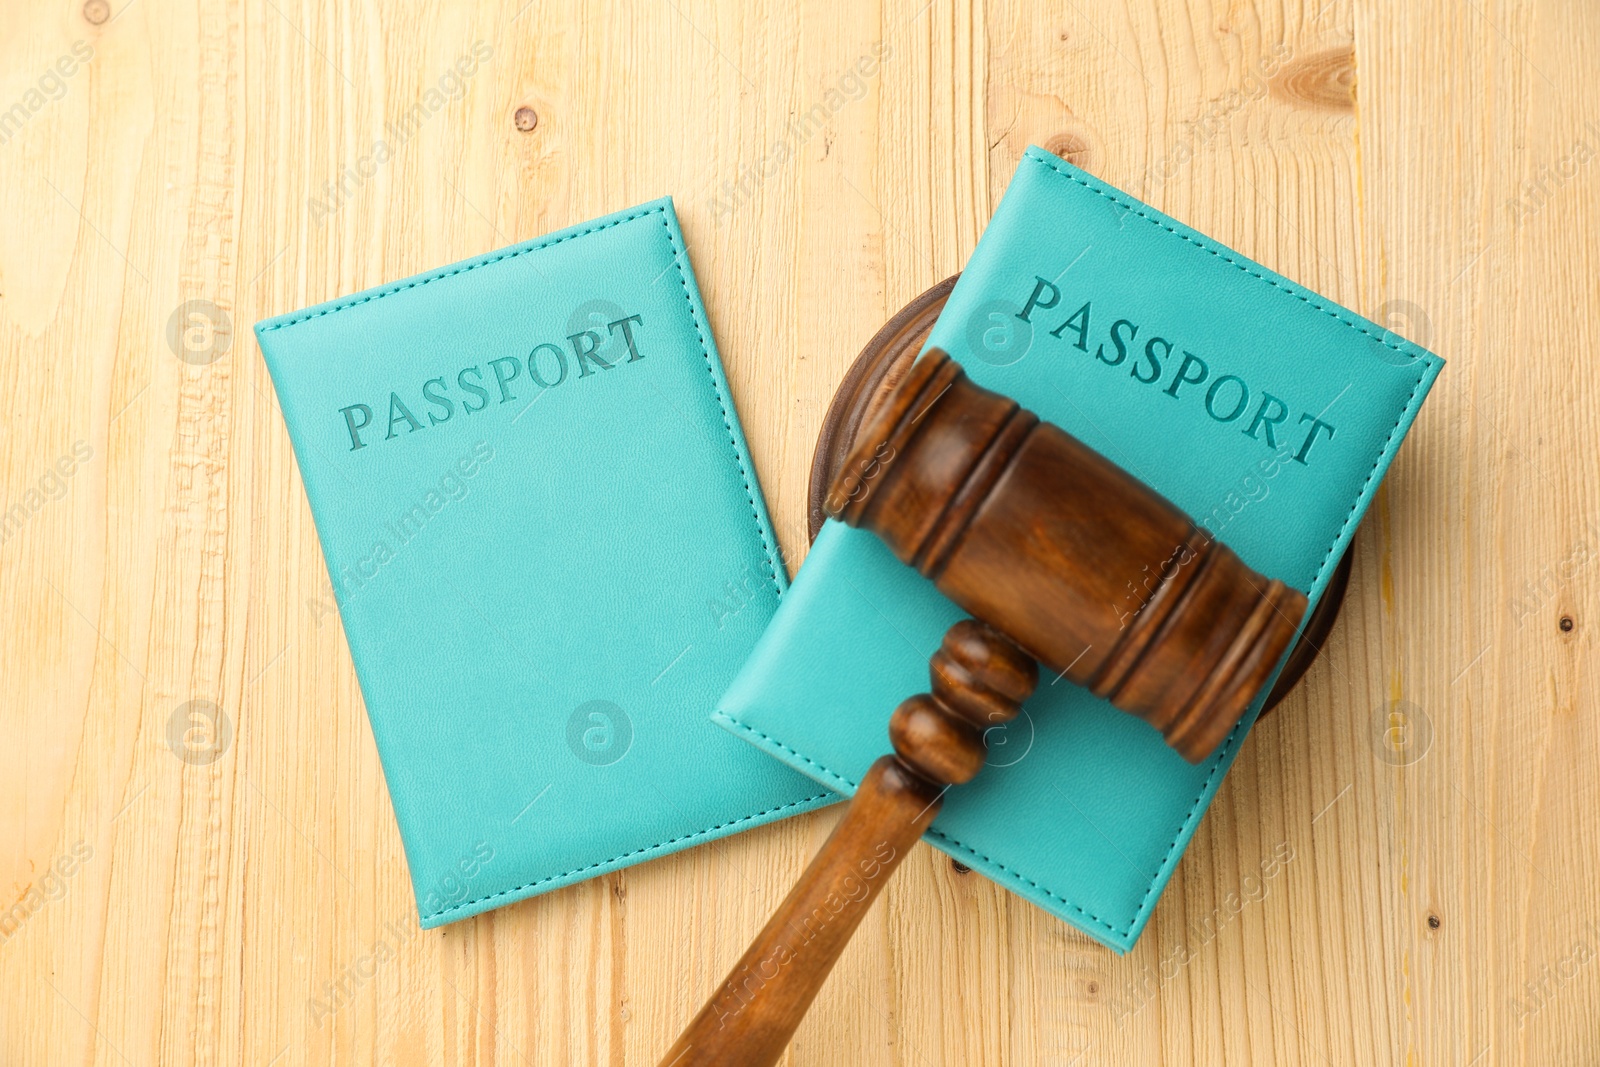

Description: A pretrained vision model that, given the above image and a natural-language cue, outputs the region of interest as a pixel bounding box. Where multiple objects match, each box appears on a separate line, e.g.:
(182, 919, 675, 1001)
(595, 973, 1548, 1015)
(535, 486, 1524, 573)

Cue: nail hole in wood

(514, 107, 539, 133)
(1560, 615, 1575, 632)
(951, 859, 971, 875)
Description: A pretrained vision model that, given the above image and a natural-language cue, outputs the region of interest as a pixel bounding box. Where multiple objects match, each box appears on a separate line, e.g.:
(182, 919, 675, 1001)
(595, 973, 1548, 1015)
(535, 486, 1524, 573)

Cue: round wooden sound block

(807, 276, 1351, 715)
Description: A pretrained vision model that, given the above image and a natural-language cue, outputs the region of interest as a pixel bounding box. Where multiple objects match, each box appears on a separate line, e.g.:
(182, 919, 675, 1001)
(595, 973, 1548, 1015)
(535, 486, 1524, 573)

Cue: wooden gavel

(662, 349, 1308, 1066)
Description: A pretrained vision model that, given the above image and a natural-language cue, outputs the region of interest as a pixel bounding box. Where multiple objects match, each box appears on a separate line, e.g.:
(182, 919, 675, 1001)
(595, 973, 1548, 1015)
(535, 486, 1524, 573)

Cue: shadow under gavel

(661, 349, 1308, 1066)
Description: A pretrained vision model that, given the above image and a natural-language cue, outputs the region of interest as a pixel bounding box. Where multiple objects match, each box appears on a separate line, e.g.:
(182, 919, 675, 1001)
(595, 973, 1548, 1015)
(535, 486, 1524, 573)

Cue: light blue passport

(257, 199, 830, 927)
(716, 148, 1443, 952)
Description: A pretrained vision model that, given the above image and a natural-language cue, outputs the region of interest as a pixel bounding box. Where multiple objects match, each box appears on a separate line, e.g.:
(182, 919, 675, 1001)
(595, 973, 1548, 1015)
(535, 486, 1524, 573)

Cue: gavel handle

(659, 756, 942, 1067)
(661, 620, 1037, 1066)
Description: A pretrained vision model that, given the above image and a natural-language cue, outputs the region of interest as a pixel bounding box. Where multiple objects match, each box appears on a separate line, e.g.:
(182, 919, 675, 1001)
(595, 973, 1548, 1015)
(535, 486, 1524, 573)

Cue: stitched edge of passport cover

(257, 199, 833, 926)
(714, 148, 1442, 951)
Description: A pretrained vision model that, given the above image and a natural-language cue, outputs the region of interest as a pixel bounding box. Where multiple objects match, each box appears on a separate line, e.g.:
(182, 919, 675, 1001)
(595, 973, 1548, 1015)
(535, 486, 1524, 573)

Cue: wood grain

(2, 0, 1597, 1063)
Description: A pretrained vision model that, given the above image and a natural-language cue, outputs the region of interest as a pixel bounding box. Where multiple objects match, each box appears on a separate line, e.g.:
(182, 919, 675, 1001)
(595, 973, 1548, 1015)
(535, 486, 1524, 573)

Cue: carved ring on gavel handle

(660, 349, 1308, 1067)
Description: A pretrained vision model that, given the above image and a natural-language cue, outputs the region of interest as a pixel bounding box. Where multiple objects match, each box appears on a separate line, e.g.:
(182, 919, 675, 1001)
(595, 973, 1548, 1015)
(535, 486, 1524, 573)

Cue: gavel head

(824, 349, 1309, 763)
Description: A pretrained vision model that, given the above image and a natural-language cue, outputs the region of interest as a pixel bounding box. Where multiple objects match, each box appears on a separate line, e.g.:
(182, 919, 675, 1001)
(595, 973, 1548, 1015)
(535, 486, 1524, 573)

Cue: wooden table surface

(4, 0, 1598, 1063)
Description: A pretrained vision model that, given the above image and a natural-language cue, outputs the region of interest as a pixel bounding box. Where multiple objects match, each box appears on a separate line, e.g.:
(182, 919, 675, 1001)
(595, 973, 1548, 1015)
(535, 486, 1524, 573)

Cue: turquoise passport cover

(716, 148, 1442, 952)
(256, 199, 830, 927)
